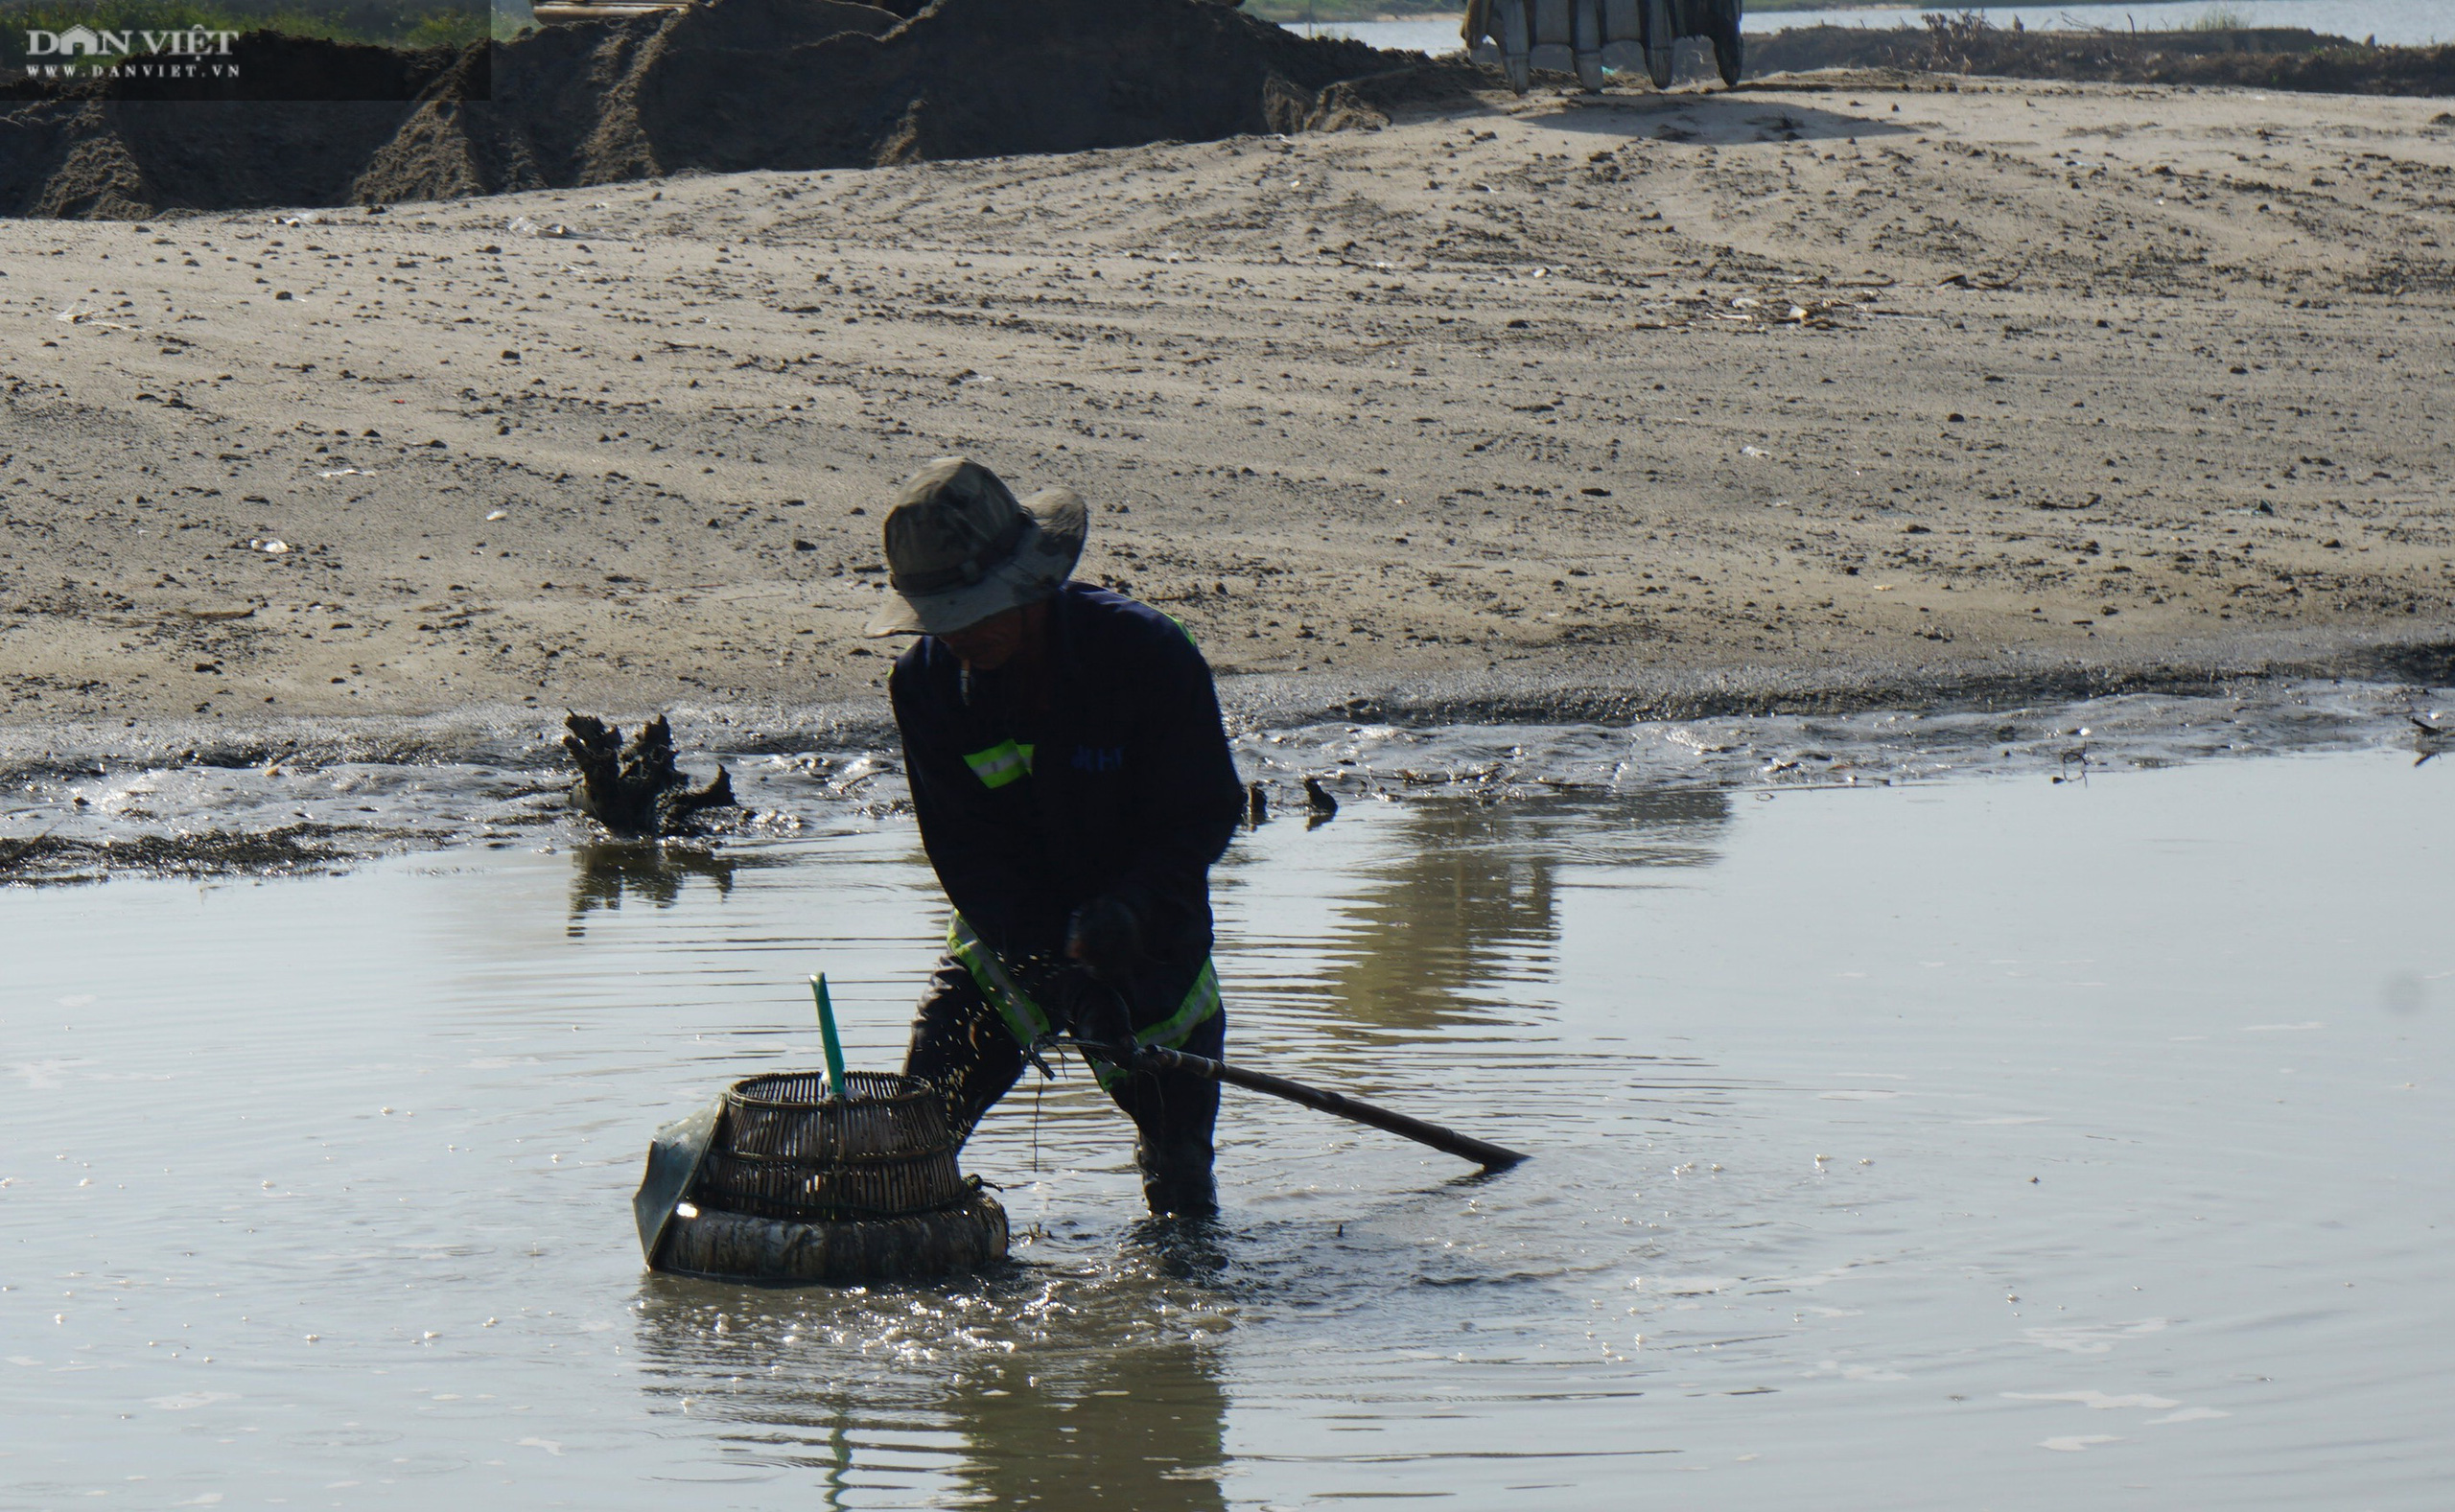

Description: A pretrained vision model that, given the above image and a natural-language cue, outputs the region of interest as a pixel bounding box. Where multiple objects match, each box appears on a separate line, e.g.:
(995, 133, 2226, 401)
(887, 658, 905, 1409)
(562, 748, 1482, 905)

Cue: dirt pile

(1749, 16, 2455, 97)
(0, 0, 1446, 218)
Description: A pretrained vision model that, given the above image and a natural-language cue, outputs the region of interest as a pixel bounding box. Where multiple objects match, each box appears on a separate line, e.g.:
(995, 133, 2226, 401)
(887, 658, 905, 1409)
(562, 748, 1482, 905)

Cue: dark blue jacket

(890, 584, 1243, 987)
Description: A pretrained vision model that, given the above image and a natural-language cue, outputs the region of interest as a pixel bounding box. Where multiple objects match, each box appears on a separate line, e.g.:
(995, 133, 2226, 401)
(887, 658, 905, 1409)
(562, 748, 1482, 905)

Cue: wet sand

(2, 74, 2451, 729)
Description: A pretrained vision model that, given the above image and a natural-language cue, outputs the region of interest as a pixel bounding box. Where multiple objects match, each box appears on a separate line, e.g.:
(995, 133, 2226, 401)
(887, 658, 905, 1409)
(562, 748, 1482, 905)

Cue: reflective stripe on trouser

(962, 740, 1035, 789)
(946, 914, 1223, 1083)
(947, 914, 1050, 1046)
(903, 958, 1221, 1214)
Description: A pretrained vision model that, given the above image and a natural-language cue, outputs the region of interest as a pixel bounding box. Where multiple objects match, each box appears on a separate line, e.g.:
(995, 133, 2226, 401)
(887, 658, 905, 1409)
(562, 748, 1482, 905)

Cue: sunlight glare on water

(2, 744, 2448, 1508)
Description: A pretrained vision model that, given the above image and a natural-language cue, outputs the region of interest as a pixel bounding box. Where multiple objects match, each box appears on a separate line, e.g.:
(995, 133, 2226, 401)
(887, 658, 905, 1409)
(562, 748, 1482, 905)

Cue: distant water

(1290, 1, 2455, 52)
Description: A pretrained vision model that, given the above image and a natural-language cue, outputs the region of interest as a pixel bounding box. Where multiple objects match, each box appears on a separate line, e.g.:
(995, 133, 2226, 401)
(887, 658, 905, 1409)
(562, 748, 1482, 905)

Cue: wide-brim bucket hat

(863, 456, 1087, 638)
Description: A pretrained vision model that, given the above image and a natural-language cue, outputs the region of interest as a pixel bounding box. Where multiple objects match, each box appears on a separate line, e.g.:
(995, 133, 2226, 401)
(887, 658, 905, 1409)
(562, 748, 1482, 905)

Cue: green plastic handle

(810, 973, 848, 1101)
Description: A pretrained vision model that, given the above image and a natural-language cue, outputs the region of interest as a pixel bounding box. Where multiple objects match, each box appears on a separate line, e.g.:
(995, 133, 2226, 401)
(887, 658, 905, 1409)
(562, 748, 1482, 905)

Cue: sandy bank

(1, 75, 2450, 734)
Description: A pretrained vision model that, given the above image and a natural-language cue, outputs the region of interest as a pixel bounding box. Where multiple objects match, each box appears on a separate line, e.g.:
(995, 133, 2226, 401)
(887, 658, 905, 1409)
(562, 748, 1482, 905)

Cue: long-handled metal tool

(1060, 1036, 1528, 1173)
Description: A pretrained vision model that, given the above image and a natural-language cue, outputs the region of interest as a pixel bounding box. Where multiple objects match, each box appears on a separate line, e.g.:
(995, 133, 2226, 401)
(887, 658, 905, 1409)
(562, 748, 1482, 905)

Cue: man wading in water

(865, 457, 1244, 1218)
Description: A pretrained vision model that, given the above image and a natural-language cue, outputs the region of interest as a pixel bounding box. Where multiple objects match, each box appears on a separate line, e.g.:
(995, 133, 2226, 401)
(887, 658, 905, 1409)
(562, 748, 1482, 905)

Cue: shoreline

(3, 650, 2444, 884)
(3, 618, 2449, 778)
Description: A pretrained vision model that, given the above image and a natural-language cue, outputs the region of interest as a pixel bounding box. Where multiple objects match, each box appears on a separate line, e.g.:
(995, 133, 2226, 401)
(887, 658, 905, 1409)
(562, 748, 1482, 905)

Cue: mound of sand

(0, 0, 1442, 218)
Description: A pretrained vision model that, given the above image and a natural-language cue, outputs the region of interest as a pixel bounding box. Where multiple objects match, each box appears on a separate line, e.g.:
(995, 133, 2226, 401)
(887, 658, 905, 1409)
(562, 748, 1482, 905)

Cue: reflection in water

(1327, 790, 1730, 1029)
(939, 1330, 1227, 1510)
(567, 840, 753, 929)
(630, 1233, 1232, 1510)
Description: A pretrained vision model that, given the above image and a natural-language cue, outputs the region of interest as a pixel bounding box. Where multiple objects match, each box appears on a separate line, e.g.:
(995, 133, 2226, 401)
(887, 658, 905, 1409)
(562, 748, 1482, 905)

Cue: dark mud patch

(0, 820, 375, 884)
(1749, 17, 2455, 98)
(0, 0, 1475, 218)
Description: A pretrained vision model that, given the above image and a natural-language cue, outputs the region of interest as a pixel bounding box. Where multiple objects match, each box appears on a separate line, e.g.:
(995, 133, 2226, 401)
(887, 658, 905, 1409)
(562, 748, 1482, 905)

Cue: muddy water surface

(4, 743, 2449, 1508)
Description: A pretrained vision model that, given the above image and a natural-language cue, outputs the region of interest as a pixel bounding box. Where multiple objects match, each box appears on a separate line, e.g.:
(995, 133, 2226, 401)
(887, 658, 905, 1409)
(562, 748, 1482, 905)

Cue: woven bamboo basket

(650, 1069, 1006, 1284)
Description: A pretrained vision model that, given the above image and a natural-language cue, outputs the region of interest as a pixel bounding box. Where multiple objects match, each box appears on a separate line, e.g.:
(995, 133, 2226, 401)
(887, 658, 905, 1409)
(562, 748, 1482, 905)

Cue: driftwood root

(563, 712, 737, 836)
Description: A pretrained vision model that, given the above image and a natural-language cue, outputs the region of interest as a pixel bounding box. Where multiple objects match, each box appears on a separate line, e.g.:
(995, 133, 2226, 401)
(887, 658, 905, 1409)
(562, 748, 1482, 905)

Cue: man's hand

(1066, 892, 1144, 980)
(1017, 954, 1133, 1055)
(1055, 966, 1135, 1058)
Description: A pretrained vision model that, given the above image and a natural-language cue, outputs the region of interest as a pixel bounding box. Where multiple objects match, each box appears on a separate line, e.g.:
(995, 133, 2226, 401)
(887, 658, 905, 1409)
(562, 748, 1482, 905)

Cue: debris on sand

(564, 713, 737, 836)
(0, 0, 1471, 218)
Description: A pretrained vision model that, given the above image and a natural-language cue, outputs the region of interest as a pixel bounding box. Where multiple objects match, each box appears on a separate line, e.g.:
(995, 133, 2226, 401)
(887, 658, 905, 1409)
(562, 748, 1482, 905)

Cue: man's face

(939, 606, 1028, 670)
